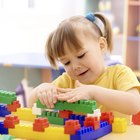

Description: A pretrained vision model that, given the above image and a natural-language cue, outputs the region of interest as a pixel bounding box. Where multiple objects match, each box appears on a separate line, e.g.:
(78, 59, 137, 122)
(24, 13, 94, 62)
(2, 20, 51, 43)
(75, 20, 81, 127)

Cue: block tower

(0, 89, 127, 140)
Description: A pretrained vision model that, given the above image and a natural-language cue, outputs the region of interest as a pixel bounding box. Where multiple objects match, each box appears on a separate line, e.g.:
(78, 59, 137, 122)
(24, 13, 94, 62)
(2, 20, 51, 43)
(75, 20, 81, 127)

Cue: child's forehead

(58, 48, 85, 60)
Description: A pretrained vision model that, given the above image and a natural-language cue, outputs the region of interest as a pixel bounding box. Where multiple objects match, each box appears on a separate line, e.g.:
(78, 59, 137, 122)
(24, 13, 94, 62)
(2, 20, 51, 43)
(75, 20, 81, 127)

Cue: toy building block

(70, 126, 93, 140)
(0, 122, 8, 134)
(36, 99, 97, 114)
(38, 111, 64, 125)
(0, 90, 17, 104)
(0, 104, 11, 117)
(9, 124, 36, 140)
(68, 114, 86, 126)
(100, 112, 114, 124)
(62, 100, 97, 113)
(112, 118, 127, 133)
(4, 115, 19, 128)
(12, 108, 36, 122)
(95, 122, 112, 139)
(71, 121, 112, 140)
(132, 112, 140, 125)
(64, 120, 81, 135)
(33, 118, 49, 132)
(59, 110, 73, 119)
(100, 121, 108, 128)
(7, 100, 21, 112)
(84, 116, 100, 130)
(9, 123, 70, 140)
(32, 103, 42, 116)
(87, 109, 101, 119)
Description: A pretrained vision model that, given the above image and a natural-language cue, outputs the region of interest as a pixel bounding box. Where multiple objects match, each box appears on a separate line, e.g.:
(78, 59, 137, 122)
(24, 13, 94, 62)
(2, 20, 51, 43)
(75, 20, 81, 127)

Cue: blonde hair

(45, 12, 113, 69)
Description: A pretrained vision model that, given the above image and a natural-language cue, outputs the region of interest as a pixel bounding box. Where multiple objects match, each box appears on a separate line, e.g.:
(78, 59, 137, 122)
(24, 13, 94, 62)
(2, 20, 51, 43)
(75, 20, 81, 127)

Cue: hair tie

(85, 12, 96, 22)
(85, 12, 105, 36)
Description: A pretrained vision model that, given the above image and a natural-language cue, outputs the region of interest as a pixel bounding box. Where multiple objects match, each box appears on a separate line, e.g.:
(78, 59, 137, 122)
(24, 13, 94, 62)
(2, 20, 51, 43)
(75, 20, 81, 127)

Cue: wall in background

(0, 67, 41, 91)
(0, 0, 86, 55)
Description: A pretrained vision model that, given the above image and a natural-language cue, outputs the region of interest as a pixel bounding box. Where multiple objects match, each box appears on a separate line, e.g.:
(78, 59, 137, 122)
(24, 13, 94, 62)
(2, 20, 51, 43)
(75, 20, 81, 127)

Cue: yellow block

(12, 108, 36, 122)
(112, 118, 127, 133)
(9, 124, 70, 140)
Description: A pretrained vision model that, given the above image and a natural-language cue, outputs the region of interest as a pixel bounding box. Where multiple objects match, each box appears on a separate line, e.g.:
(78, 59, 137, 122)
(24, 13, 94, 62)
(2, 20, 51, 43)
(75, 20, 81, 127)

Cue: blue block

(69, 114, 85, 126)
(0, 104, 11, 117)
(91, 124, 112, 140)
(100, 121, 108, 128)
(70, 122, 112, 140)
(70, 127, 94, 140)
(64, 114, 85, 126)
(0, 122, 8, 134)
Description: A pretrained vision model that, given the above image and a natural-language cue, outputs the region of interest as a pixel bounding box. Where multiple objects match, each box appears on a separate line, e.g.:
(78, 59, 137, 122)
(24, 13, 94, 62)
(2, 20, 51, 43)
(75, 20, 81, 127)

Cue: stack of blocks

(0, 90, 127, 140)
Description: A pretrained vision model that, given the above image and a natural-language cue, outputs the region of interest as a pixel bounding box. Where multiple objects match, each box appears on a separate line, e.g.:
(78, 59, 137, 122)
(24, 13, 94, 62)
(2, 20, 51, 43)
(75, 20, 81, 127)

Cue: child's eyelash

(77, 53, 86, 58)
(64, 61, 70, 65)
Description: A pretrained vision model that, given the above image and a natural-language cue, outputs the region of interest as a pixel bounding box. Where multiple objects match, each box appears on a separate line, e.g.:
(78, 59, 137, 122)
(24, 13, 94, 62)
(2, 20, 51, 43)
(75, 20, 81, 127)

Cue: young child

(28, 12, 140, 123)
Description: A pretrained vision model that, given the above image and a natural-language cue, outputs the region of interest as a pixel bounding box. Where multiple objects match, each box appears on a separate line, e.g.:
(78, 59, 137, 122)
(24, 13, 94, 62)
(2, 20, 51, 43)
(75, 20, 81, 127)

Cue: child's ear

(99, 37, 107, 53)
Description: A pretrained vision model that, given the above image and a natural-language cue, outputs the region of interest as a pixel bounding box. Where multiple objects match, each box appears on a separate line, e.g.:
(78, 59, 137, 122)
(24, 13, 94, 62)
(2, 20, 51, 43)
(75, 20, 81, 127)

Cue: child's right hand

(34, 83, 58, 108)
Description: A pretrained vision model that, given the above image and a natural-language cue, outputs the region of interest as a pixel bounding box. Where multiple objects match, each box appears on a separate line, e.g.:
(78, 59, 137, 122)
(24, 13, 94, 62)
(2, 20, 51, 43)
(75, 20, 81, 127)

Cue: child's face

(59, 33, 106, 84)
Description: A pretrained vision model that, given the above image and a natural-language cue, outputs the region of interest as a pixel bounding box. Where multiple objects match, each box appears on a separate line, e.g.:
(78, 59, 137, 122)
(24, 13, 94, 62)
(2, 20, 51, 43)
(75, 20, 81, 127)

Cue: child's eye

(64, 61, 70, 65)
(77, 53, 85, 58)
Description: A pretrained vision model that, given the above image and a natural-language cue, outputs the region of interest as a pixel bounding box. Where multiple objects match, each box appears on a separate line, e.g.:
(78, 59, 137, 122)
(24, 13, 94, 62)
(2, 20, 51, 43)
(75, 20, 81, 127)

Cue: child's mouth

(79, 70, 88, 76)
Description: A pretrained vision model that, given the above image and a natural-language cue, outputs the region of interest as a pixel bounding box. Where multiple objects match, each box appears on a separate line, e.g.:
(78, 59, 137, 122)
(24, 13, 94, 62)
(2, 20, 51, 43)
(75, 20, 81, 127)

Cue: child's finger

(41, 92, 51, 108)
(57, 88, 72, 93)
(52, 88, 57, 104)
(46, 90, 54, 108)
(37, 92, 46, 105)
(67, 96, 79, 103)
(57, 93, 73, 101)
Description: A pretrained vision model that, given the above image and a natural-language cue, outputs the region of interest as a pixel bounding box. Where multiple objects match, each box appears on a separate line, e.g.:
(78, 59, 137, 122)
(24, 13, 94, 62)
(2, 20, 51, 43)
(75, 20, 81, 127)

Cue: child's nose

(72, 62, 81, 70)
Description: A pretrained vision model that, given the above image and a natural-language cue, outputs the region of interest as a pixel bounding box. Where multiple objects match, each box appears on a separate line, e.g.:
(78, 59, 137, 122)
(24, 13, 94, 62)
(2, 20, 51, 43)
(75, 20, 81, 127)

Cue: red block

(4, 114, 19, 128)
(7, 100, 21, 112)
(100, 112, 114, 124)
(64, 120, 81, 135)
(59, 110, 73, 118)
(132, 112, 140, 125)
(84, 116, 100, 130)
(33, 118, 49, 132)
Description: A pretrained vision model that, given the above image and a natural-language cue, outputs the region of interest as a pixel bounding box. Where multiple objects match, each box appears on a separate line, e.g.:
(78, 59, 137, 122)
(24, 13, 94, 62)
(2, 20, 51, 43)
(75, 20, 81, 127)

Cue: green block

(0, 90, 17, 104)
(54, 101, 65, 110)
(38, 111, 64, 125)
(36, 100, 46, 109)
(36, 99, 97, 114)
(73, 100, 97, 113)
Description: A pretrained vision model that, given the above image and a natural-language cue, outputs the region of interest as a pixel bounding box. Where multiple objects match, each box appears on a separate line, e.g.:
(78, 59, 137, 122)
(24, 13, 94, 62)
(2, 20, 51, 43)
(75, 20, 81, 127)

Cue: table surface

(99, 125, 140, 140)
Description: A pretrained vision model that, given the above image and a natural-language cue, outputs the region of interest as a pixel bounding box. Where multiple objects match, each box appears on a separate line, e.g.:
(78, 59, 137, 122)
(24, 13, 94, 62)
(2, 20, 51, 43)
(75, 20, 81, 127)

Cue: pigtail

(94, 12, 113, 52)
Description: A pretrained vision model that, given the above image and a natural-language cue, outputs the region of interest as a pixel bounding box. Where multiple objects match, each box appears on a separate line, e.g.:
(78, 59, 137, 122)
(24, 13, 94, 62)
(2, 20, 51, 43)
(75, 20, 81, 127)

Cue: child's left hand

(56, 81, 94, 102)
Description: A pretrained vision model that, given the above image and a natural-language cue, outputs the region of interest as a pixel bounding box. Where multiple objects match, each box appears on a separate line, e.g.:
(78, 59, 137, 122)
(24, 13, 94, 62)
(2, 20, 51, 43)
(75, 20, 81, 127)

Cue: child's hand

(56, 81, 94, 102)
(34, 83, 58, 108)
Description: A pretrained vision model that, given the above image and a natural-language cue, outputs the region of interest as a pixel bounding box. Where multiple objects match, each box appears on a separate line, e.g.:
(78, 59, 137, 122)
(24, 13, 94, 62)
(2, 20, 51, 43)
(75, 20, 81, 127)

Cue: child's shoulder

(107, 64, 131, 72)
(105, 64, 135, 77)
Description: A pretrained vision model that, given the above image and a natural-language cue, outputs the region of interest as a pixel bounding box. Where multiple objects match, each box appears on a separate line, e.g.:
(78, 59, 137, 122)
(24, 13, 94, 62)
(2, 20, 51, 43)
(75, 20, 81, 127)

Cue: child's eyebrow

(58, 57, 68, 61)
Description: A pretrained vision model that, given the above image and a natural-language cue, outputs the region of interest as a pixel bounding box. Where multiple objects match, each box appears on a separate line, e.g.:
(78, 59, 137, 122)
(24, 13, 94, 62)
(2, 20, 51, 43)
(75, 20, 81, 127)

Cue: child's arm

(27, 83, 58, 108)
(57, 84, 140, 115)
